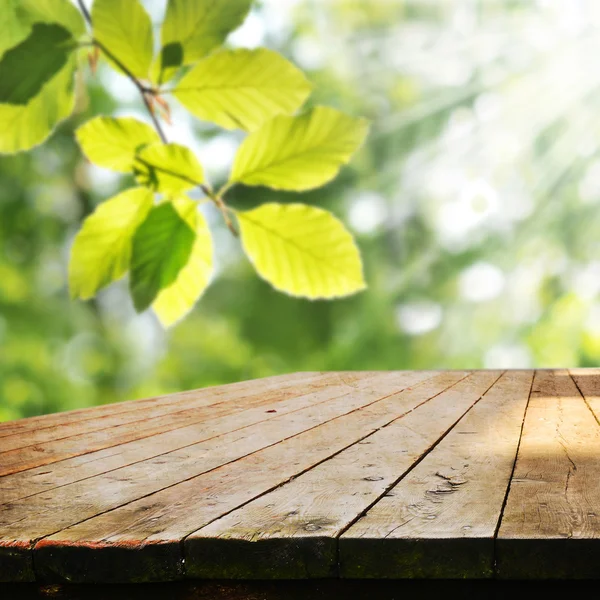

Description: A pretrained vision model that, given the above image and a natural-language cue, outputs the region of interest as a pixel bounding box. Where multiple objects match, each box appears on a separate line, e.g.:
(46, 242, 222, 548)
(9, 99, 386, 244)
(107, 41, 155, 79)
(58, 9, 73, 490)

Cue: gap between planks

(0, 373, 327, 439)
(0, 372, 423, 503)
(0, 373, 340, 470)
(495, 368, 600, 579)
(185, 370, 499, 580)
(7, 370, 600, 582)
(31, 371, 478, 582)
(31, 371, 440, 583)
(0, 371, 437, 582)
(188, 369, 600, 581)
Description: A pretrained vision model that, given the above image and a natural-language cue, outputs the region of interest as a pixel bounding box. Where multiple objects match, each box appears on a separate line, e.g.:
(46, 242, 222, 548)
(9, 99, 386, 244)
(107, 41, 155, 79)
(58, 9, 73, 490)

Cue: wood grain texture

(0, 373, 370, 498)
(185, 371, 497, 579)
(0, 373, 325, 451)
(0, 372, 323, 439)
(496, 369, 600, 579)
(570, 367, 600, 418)
(5, 369, 600, 584)
(0, 373, 337, 475)
(31, 372, 436, 583)
(1, 371, 433, 582)
(340, 370, 531, 579)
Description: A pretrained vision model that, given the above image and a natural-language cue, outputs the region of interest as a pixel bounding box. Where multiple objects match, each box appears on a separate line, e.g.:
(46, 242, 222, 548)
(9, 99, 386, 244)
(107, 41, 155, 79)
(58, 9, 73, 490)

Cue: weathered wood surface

(0, 372, 337, 476)
(496, 369, 600, 578)
(186, 370, 482, 579)
(0, 373, 324, 439)
(340, 370, 531, 578)
(2, 369, 600, 583)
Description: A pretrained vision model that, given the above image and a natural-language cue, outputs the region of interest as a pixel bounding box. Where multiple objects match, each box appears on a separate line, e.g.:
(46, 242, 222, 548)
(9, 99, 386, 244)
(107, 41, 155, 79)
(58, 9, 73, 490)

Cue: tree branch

(76, 0, 167, 143)
(200, 185, 238, 236)
(75, 0, 236, 236)
(95, 41, 168, 143)
(77, 0, 92, 25)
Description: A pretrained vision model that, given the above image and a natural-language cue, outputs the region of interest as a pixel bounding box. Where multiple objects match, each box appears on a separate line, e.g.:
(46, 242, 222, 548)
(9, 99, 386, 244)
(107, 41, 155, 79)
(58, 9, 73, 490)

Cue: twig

(76, 0, 92, 25)
(97, 41, 168, 143)
(76, 0, 167, 143)
(201, 185, 238, 236)
(75, 0, 236, 236)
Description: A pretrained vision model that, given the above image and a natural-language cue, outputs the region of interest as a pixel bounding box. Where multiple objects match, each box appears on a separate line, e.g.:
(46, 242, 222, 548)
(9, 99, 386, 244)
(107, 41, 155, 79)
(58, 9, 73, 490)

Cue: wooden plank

(340, 370, 532, 579)
(0, 373, 355, 478)
(570, 367, 600, 417)
(0, 373, 335, 455)
(0, 371, 434, 582)
(496, 369, 600, 579)
(0, 373, 323, 437)
(185, 370, 503, 579)
(0, 373, 397, 502)
(29, 372, 458, 583)
(0, 372, 324, 439)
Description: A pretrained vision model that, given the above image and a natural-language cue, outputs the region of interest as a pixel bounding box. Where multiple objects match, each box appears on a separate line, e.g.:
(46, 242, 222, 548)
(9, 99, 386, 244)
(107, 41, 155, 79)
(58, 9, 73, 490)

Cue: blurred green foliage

(3, 0, 600, 421)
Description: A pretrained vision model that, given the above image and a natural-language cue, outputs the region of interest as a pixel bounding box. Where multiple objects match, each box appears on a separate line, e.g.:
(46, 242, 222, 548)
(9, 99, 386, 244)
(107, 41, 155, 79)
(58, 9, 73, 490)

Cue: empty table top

(1, 369, 599, 583)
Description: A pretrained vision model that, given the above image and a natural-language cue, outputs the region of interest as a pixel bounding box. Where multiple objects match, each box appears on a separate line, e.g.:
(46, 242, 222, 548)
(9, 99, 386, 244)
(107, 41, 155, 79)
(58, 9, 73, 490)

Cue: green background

(2, 0, 600, 421)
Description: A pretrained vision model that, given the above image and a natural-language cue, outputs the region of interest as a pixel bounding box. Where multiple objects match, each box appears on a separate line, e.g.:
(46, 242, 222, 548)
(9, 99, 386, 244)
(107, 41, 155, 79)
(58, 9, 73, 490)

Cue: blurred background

(2, 0, 600, 421)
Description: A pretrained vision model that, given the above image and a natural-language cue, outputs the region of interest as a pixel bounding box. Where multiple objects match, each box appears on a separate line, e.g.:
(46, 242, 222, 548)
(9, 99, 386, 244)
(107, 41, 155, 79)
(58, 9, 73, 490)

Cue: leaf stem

(217, 182, 234, 198)
(201, 185, 238, 237)
(75, 0, 167, 143)
(76, 0, 92, 25)
(97, 40, 168, 143)
(75, 0, 236, 236)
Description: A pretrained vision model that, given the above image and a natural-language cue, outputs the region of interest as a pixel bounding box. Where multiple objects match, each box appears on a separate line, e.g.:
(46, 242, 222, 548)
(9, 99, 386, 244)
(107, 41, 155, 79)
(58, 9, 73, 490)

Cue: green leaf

(76, 116, 161, 172)
(130, 202, 197, 312)
(92, 0, 153, 79)
(0, 0, 84, 153)
(152, 197, 213, 326)
(0, 23, 74, 105)
(152, 42, 183, 85)
(0, 53, 77, 154)
(0, 1, 33, 57)
(134, 142, 204, 193)
(230, 106, 370, 191)
(69, 187, 154, 300)
(159, 0, 252, 76)
(237, 203, 366, 299)
(18, 0, 86, 38)
(173, 48, 312, 131)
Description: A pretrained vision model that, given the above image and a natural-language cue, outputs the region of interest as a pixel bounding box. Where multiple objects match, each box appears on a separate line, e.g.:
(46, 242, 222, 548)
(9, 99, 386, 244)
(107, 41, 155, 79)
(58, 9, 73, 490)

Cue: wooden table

(1, 369, 599, 592)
